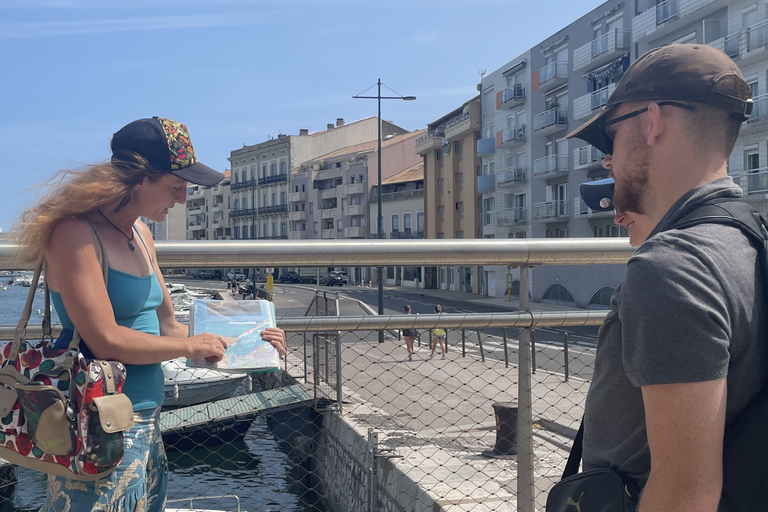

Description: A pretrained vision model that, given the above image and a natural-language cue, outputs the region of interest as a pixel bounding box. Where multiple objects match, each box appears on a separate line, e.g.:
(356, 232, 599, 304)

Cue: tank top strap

(133, 225, 153, 265)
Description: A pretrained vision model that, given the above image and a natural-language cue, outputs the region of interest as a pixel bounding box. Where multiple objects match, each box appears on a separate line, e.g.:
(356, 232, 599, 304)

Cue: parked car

(300, 275, 317, 284)
(227, 271, 247, 281)
(333, 271, 349, 285)
(323, 272, 344, 286)
(210, 270, 223, 280)
(279, 272, 301, 283)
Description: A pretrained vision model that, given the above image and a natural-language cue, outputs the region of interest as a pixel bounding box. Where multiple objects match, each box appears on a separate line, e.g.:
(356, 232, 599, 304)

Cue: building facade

(416, 97, 483, 293)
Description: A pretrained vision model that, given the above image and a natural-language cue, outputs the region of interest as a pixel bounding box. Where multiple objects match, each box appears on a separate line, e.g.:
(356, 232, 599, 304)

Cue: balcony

(574, 145, 606, 171)
(288, 211, 306, 222)
(320, 208, 336, 220)
(258, 204, 288, 215)
(499, 84, 526, 109)
(346, 204, 366, 216)
(230, 208, 256, 218)
(533, 200, 569, 221)
(415, 130, 445, 154)
(633, 0, 720, 42)
(497, 208, 527, 226)
(320, 188, 338, 200)
(231, 179, 257, 191)
(186, 188, 203, 200)
(289, 191, 306, 203)
(744, 94, 768, 129)
(477, 137, 496, 157)
(345, 226, 367, 238)
(188, 206, 203, 215)
(321, 229, 336, 239)
(747, 19, 768, 53)
(537, 61, 568, 92)
(573, 29, 629, 72)
(495, 167, 527, 186)
(724, 32, 740, 59)
(573, 84, 616, 121)
(445, 109, 480, 139)
(290, 231, 308, 240)
(591, 84, 615, 110)
(499, 125, 526, 149)
(744, 168, 768, 194)
(533, 107, 568, 135)
(477, 174, 496, 194)
(656, 0, 679, 24)
(259, 174, 288, 186)
(381, 189, 424, 202)
(533, 154, 569, 178)
(345, 182, 366, 195)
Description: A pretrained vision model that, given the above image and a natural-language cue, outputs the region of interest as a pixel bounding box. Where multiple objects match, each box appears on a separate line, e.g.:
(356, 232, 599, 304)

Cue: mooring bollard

(481, 402, 518, 459)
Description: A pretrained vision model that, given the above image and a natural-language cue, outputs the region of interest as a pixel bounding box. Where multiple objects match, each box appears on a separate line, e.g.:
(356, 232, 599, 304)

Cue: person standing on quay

(402, 304, 417, 362)
(430, 304, 446, 360)
(564, 44, 765, 510)
(16, 117, 288, 512)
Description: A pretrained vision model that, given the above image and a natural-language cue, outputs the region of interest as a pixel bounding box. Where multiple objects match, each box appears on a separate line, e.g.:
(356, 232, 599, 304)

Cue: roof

(381, 162, 423, 185)
(305, 129, 427, 164)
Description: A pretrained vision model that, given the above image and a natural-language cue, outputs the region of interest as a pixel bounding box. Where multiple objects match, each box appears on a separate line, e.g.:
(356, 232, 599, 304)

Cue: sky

(0, 0, 607, 231)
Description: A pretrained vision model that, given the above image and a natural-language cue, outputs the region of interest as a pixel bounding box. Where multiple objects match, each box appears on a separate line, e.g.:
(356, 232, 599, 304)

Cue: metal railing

(748, 19, 768, 51)
(656, 0, 678, 24)
(533, 107, 568, 131)
(0, 241, 635, 512)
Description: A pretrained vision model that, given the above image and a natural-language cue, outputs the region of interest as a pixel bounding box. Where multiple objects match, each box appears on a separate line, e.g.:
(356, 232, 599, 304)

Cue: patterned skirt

(38, 408, 168, 512)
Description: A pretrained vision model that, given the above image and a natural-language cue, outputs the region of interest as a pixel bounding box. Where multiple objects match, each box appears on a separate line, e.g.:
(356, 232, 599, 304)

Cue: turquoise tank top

(50, 229, 165, 411)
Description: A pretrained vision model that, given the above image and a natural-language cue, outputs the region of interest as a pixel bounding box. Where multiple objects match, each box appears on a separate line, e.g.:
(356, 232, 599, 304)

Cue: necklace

(98, 210, 135, 251)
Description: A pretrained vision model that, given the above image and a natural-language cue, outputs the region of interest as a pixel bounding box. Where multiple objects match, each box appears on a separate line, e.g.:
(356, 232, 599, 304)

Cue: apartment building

(227, 118, 409, 244)
(416, 97, 483, 293)
(185, 170, 232, 241)
(631, 0, 768, 218)
(291, 130, 424, 285)
(370, 163, 425, 288)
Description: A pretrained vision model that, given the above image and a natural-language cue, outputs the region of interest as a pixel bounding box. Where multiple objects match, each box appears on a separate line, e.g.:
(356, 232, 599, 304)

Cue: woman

(16, 117, 287, 512)
(430, 304, 447, 360)
(401, 304, 417, 362)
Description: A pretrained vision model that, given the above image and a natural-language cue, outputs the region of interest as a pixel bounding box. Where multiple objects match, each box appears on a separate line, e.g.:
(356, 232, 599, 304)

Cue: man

(567, 44, 765, 511)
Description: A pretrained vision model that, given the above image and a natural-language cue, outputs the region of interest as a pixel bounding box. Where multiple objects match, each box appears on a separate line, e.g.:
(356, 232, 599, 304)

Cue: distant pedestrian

(430, 304, 446, 360)
(402, 304, 417, 362)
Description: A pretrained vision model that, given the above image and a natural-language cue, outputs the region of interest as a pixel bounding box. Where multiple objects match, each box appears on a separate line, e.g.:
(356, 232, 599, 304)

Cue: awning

(584, 55, 628, 81)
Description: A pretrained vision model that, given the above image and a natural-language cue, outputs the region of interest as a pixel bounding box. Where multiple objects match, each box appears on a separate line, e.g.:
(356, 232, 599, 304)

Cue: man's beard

(612, 131, 651, 214)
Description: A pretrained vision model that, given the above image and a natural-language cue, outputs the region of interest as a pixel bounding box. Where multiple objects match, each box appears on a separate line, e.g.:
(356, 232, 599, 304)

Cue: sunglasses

(598, 101, 696, 154)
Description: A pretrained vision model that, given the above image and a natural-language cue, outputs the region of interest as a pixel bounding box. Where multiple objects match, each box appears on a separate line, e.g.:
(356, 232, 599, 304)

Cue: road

(172, 278, 598, 380)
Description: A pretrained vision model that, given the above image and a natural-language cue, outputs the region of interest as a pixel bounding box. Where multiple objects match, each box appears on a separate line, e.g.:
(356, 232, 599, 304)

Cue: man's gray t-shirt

(583, 178, 768, 488)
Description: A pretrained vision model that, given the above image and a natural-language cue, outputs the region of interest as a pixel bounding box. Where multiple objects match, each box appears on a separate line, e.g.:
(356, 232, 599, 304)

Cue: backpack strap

(668, 200, 768, 246)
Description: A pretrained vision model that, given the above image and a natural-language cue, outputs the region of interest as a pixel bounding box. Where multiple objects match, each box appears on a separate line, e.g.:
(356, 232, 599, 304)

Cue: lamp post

(353, 79, 416, 343)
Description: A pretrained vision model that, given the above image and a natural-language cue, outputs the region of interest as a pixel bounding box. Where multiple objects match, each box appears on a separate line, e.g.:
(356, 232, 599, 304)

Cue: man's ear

(645, 102, 665, 147)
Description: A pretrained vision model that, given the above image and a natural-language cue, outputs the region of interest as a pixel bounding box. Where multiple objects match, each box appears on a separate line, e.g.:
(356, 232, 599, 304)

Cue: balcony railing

(477, 137, 496, 157)
(501, 84, 525, 106)
(415, 130, 445, 146)
(533, 154, 569, 175)
(230, 208, 256, 218)
(747, 168, 768, 194)
(446, 111, 470, 130)
(390, 230, 424, 239)
(591, 85, 613, 110)
(497, 208, 527, 225)
(477, 175, 496, 194)
(231, 179, 257, 191)
(577, 145, 605, 167)
(747, 19, 768, 52)
(745, 93, 768, 126)
(656, 0, 678, 25)
(258, 204, 288, 215)
(533, 107, 568, 132)
(592, 29, 629, 58)
(380, 189, 424, 202)
(495, 167, 527, 185)
(724, 32, 740, 58)
(538, 61, 568, 86)
(533, 200, 569, 220)
(259, 174, 288, 186)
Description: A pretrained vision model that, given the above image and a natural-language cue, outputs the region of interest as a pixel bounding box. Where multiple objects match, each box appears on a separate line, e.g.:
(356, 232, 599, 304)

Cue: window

(280, 192, 286, 205)
(294, 185, 299, 193)
(337, 220, 343, 231)
(302, 184, 306, 192)
(234, 226, 240, 239)
(460, 172, 464, 189)
(417, 212, 424, 233)
(280, 161, 286, 174)
(483, 198, 495, 225)
(404, 213, 412, 232)
(391, 215, 400, 232)
(454, 141, 462, 159)
(542, 283, 576, 305)
(589, 287, 616, 310)
(309, 202, 314, 213)
(270, 163, 277, 175)
(456, 231, 464, 238)
(435, 149, 441, 161)
(360, 174, 365, 182)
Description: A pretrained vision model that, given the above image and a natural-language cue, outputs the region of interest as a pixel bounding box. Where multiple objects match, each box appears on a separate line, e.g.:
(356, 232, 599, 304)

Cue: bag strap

(562, 421, 584, 479)
(11, 218, 110, 366)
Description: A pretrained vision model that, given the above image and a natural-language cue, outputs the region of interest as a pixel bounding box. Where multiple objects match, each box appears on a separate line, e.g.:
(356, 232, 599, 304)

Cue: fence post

(303, 332, 308, 383)
(503, 327, 509, 368)
(517, 267, 535, 512)
(368, 428, 378, 512)
(461, 329, 466, 357)
(476, 330, 485, 363)
(336, 332, 343, 412)
(531, 329, 536, 374)
(563, 332, 569, 382)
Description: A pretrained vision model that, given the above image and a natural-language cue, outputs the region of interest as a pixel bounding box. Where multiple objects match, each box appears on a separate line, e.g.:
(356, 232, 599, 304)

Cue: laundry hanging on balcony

(583, 55, 629, 82)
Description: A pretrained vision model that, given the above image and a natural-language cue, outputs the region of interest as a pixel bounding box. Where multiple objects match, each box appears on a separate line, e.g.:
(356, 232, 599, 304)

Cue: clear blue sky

(0, 0, 606, 231)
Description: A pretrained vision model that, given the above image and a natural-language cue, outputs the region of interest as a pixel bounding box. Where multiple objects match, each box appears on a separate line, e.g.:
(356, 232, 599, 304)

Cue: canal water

(0, 276, 326, 512)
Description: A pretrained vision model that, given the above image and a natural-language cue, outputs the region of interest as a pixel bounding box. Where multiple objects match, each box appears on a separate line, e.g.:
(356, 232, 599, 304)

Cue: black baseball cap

(568, 44, 753, 154)
(580, 178, 615, 212)
(111, 117, 224, 187)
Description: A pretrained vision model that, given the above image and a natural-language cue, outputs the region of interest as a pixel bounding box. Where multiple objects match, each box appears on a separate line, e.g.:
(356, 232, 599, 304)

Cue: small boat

(165, 494, 240, 512)
(162, 358, 247, 408)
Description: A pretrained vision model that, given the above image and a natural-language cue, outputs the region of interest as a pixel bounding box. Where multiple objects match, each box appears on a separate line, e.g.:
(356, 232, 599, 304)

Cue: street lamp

(353, 79, 416, 343)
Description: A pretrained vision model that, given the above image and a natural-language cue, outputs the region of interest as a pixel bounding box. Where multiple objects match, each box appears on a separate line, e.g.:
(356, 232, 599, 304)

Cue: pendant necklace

(98, 210, 135, 251)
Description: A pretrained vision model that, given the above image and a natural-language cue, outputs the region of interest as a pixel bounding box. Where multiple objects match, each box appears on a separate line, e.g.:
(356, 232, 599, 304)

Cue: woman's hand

(262, 327, 287, 357)
(186, 333, 229, 363)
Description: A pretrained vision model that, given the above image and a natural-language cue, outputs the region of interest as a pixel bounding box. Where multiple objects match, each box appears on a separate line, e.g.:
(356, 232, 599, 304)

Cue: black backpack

(670, 200, 768, 511)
